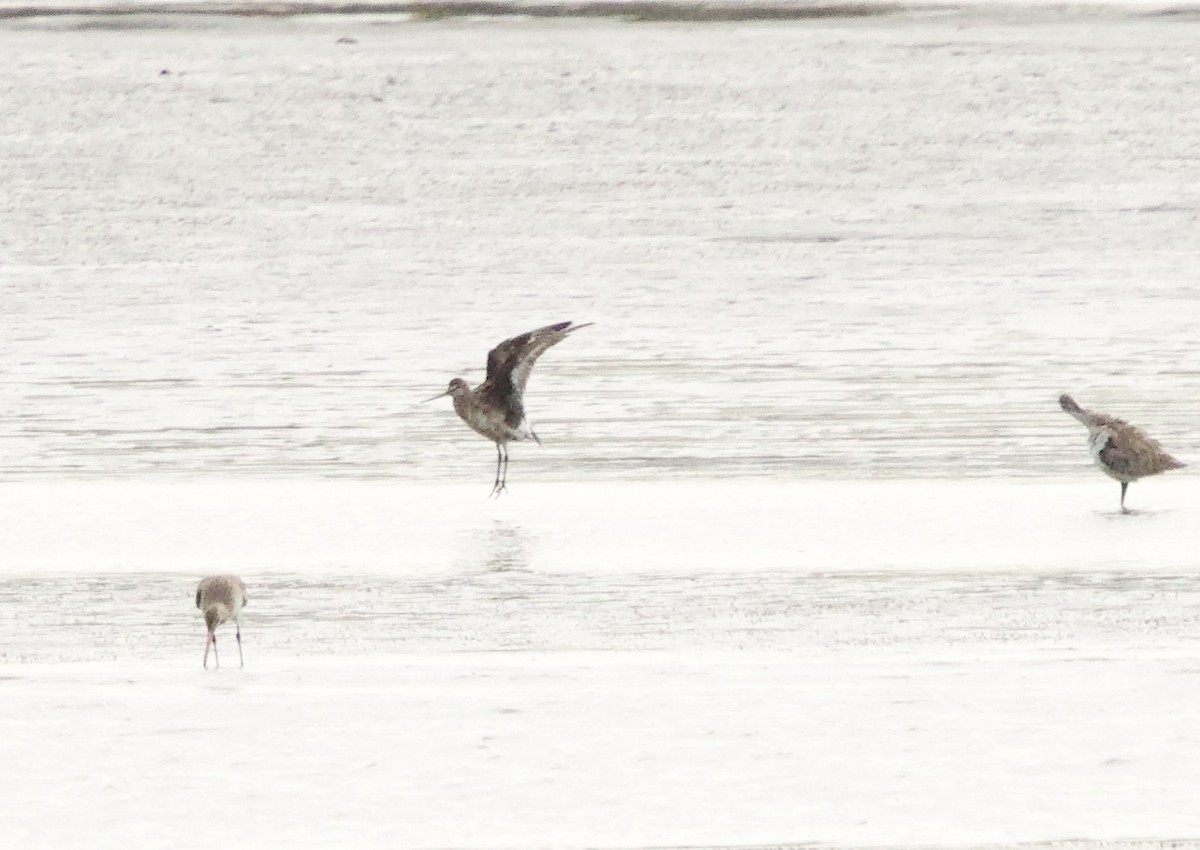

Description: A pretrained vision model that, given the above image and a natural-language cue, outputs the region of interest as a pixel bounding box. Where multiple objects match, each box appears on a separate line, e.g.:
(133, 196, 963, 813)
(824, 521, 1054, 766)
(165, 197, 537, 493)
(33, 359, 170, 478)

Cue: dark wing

(1111, 424, 1187, 476)
(480, 322, 589, 425)
(485, 322, 575, 395)
(195, 586, 202, 609)
(1098, 441, 1140, 479)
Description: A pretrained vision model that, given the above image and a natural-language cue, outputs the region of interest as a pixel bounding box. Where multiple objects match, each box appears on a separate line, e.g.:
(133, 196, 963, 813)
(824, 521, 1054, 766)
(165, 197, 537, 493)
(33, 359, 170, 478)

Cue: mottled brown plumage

(427, 321, 592, 496)
(1059, 394, 1185, 512)
(196, 575, 247, 669)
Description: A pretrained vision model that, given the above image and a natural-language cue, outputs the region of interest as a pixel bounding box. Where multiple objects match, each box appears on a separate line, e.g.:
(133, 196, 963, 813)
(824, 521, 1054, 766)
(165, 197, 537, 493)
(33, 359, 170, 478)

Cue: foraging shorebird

(1059, 394, 1186, 512)
(426, 321, 591, 496)
(196, 575, 247, 669)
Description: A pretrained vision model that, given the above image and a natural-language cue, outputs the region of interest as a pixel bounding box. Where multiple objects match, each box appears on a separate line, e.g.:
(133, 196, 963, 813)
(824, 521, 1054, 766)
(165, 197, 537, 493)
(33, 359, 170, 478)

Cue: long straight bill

(204, 633, 218, 669)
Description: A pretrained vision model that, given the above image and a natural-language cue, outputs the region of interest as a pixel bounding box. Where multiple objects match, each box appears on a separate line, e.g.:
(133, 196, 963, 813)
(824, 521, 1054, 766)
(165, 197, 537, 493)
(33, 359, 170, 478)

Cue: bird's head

(424, 378, 470, 402)
(203, 607, 222, 634)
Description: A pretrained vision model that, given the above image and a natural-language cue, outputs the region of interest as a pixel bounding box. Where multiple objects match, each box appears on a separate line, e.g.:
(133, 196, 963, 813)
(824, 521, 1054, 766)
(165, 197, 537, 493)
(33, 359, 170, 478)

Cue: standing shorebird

(1059, 394, 1186, 512)
(426, 321, 591, 496)
(196, 575, 247, 669)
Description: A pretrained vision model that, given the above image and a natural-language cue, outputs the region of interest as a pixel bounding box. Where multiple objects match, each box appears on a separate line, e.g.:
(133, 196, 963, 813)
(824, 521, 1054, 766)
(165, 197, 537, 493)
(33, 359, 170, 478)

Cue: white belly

(1087, 428, 1110, 461)
(1088, 428, 1129, 481)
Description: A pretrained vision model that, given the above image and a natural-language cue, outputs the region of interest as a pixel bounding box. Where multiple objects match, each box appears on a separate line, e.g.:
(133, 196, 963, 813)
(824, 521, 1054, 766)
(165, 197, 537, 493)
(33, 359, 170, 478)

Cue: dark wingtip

(534, 321, 592, 337)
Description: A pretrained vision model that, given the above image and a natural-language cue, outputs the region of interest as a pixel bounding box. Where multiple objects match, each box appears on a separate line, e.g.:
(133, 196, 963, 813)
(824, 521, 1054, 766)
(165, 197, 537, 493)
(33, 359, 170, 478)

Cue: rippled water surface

(3, 8, 1199, 479)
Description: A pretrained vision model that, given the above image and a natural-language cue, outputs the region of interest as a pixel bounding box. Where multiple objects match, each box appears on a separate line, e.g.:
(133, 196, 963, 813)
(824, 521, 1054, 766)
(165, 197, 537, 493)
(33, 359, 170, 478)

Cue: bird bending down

(427, 321, 592, 496)
(196, 575, 247, 668)
(1059, 394, 1185, 512)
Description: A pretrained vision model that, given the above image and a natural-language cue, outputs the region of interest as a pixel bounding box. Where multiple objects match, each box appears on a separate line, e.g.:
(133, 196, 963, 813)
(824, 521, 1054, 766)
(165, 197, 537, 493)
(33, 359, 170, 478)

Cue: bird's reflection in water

(479, 520, 533, 573)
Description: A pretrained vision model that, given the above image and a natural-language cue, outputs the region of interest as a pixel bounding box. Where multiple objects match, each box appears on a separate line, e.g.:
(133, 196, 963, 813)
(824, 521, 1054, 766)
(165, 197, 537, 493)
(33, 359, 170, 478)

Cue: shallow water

(2, 8, 1200, 850)
(2, 9, 1199, 481)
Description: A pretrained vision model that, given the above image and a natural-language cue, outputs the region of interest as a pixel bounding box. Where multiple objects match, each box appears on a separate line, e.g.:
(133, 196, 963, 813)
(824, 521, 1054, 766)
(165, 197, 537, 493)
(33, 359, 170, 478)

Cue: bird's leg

(203, 633, 212, 669)
(496, 444, 509, 496)
(491, 442, 504, 497)
(1120, 481, 1129, 514)
(211, 633, 220, 669)
(236, 621, 244, 668)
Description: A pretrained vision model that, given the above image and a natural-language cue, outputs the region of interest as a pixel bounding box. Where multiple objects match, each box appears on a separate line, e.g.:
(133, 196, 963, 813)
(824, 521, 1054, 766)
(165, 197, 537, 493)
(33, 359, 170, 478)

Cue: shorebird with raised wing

(1059, 394, 1186, 512)
(196, 575, 247, 669)
(427, 321, 591, 496)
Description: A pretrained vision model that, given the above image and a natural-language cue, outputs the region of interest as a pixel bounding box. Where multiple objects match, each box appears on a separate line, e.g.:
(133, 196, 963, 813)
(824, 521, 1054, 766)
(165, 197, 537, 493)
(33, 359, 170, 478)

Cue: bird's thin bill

(422, 390, 451, 402)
